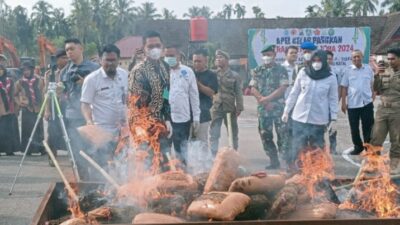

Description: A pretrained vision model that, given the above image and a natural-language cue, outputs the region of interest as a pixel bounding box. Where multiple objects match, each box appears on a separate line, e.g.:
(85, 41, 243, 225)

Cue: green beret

(215, 49, 230, 59)
(261, 44, 276, 53)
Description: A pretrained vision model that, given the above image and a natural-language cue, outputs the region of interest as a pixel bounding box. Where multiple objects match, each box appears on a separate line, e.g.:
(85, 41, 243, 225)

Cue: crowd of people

(0, 29, 399, 180)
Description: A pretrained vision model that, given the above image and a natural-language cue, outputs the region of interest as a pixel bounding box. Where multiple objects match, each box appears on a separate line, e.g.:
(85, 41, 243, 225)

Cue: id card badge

(162, 88, 169, 100)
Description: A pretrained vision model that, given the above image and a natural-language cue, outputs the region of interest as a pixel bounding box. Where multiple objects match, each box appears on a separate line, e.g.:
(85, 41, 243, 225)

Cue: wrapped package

(187, 192, 251, 221)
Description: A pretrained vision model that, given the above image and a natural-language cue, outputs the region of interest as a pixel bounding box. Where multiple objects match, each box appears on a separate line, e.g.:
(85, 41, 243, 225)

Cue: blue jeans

(289, 120, 326, 164)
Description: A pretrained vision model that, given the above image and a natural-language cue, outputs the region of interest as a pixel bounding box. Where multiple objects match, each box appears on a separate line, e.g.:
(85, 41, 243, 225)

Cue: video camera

(70, 69, 91, 83)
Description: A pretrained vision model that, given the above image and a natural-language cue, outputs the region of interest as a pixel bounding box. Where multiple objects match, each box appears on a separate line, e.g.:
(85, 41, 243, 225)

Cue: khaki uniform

(371, 69, 400, 162)
(209, 68, 243, 155)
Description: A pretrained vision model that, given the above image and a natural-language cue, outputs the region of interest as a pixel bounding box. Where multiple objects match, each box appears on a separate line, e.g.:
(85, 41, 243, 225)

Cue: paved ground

(0, 96, 389, 225)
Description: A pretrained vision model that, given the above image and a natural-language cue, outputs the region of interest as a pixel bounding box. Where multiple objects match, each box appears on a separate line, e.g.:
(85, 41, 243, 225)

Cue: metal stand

(9, 81, 80, 195)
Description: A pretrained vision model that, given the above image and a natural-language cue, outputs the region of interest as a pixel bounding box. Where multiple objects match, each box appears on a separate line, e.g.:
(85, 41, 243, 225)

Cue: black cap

(20, 61, 34, 69)
(55, 49, 67, 58)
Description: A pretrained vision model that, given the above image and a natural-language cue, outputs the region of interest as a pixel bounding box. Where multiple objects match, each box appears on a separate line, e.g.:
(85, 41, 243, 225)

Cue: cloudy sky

(6, 0, 324, 18)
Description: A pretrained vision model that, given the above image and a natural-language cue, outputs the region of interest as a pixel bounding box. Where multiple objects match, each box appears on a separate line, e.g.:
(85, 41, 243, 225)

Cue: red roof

(115, 36, 143, 59)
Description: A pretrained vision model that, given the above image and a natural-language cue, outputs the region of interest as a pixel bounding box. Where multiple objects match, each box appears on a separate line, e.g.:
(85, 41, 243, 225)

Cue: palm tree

(252, 6, 265, 18)
(12, 6, 33, 54)
(136, 2, 161, 20)
(161, 8, 177, 19)
(234, 3, 246, 19)
(52, 8, 70, 38)
(320, 0, 351, 17)
(183, 6, 201, 18)
(213, 11, 225, 19)
(350, 0, 378, 16)
(381, 0, 400, 13)
(199, 6, 213, 18)
(305, 5, 321, 17)
(31, 0, 54, 35)
(70, 0, 93, 43)
(223, 4, 233, 19)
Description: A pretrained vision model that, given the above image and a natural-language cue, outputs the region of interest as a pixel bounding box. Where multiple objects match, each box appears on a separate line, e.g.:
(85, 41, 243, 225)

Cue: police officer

(209, 50, 243, 156)
(371, 48, 400, 174)
(249, 44, 289, 169)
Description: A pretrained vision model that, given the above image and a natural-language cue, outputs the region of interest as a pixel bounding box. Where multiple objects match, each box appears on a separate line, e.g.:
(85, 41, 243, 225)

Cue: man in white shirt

(341, 50, 375, 155)
(282, 46, 299, 99)
(81, 44, 128, 179)
(164, 46, 200, 164)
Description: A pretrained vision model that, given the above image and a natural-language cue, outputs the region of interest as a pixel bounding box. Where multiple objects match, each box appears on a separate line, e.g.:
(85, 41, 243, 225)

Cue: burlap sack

(132, 213, 185, 224)
(187, 192, 251, 221)
(229, 174, 286, 195)
(284, 202, 337, 220)
(77, 125, 113, 148)
(204, 147, 240, 192)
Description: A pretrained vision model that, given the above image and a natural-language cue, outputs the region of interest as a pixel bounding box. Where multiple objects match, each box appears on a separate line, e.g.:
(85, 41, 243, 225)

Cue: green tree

(183, 6, 201, 18)
(234, 3, 246, 19)
(320, 0, 351, 17)
(350, 0, 378, 16)
(381, 0, 400, 13)
(252, 6, 265, 18)
(31, 0, 54, 35)
(52, 8, 70, 38)
(199, 6, 213, 18)
(223, 4, 233, 19)
(12, 6, 33, 55)
(136, 2, 160, 20)
(70, 0, 93, 43)
(161, 8, 177, 19)
(305, 5, 321, 17)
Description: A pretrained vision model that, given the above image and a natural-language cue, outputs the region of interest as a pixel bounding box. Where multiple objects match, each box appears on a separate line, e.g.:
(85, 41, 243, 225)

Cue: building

(114, 36, 142, 70)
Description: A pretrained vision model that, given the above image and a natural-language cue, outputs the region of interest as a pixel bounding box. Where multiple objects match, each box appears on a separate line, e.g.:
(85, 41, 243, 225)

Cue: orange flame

(339, 144, 400, 218)
(295, 147, 335, 199)
(128, 95, 168, 175)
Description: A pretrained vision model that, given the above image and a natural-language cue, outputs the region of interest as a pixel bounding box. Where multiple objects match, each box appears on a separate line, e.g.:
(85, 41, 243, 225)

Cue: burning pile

(339, 144, 400, 217)
(51, 97, 400, 224)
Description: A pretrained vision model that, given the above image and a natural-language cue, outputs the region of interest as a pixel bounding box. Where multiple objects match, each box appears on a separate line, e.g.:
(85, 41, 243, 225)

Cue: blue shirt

(284, 68, 339, 125)
(341, 64, 374, 109)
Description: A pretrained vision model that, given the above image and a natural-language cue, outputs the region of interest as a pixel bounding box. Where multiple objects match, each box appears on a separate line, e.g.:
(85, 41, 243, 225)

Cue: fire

(339, 144, 400, 218)
(295, 147, 335, 199)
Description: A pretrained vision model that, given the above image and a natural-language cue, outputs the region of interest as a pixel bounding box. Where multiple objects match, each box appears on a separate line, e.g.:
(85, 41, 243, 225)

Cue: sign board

(248, 27, 371, 69)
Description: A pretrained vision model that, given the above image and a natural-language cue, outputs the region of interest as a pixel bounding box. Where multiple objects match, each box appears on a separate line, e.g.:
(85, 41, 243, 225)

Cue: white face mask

(262, 56, 274, 65)
(148, 48, 162, 60)
(303, 53, 312, 61)
(312, 62, 323, 71)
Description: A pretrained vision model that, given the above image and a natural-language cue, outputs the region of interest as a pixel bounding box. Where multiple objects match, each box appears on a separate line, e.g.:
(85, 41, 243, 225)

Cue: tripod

(9, 68, 80, 195)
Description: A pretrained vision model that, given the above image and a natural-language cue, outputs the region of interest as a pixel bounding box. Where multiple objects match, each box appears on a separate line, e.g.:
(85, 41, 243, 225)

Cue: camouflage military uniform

(250, 63, 289, 167)
(371, 69, 400, 167)
(209, 68, 243, 155)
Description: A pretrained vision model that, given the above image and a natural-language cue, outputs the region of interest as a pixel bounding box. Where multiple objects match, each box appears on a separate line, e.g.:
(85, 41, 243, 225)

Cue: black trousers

(171, 121, 191, 164)
(347, 102, 374, 151)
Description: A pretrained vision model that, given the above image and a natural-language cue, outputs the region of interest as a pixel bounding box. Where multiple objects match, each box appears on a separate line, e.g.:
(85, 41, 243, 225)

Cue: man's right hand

(165, 121, 173, 138)
(281, 112, 289, 123)
(341, 103, 347, 114)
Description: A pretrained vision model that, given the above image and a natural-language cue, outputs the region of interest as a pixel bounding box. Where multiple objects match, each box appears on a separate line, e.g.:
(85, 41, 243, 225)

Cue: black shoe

(349, 147, 364, 155)
(6, 152, 15, 156)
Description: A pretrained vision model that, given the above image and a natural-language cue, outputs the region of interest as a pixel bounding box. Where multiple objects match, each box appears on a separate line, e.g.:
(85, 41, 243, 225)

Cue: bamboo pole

(43, 141, 79, 202)
(334, 174, 400, 191)
(79, 150, 121, 189)
(227, 113, 234, 149)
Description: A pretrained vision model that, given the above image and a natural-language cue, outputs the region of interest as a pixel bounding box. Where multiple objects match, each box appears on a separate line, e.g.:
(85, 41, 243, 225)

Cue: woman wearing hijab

(282, 50, 339, 168)
(0, 65, 20, 155)
(14, 62, 45, 155)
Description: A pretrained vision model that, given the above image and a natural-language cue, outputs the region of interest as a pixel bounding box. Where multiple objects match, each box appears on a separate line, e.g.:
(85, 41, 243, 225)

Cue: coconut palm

(31, 0, 54, 35)
(234, 3, 246, 19)
(350, 0, 379, 16)
(252, 6, 265, 18)
(161, 8, 177, 19)
(183, 6, 201, 18)
(305, 5, 321, 17)
(199, 6, 213, 18)
(320, 0, 351, 17)
(136, 2, 161, 20)
(381, 0, 400, 13)
(223, 4, 233, 19)
(52, 8, 70, 38)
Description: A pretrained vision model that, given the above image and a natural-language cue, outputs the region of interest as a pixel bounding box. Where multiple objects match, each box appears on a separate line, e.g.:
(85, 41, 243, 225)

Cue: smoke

(185, 140, 213, 175)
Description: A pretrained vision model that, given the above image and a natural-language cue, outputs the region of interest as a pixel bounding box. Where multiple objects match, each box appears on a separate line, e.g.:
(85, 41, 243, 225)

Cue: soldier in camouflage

(371, 48, 400, 174)
(249, 44, 289, 169)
